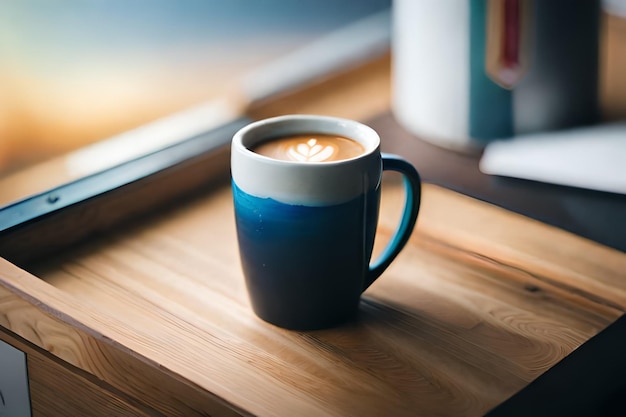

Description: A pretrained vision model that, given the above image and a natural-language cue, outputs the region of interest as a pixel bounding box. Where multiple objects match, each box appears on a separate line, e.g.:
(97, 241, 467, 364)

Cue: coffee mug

(231, 115, 421, 330)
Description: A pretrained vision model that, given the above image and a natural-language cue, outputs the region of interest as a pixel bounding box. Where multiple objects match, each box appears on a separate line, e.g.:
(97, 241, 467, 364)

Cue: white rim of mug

(233, 114, 381, 166)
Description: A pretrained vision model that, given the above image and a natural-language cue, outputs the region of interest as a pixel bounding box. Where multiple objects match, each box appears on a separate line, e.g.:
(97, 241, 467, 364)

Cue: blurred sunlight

(0, 0, 389, 175)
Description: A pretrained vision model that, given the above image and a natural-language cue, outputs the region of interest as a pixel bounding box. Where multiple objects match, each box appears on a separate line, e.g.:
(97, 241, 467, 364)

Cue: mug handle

(364, 153, 421, 291)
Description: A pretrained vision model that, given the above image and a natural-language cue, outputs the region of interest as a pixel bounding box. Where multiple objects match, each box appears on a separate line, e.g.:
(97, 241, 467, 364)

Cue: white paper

(479, 123, 626, 195)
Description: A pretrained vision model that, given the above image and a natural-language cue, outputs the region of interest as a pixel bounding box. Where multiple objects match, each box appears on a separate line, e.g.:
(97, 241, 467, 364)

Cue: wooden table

(1, 53, 626, 417)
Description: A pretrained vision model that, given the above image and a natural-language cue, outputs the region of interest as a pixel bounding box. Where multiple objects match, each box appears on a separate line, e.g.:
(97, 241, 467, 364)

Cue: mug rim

(232, 114, 380, 166)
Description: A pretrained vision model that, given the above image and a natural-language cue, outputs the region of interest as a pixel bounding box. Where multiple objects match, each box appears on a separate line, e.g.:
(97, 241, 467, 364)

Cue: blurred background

(1, 0, 624, 197)
(0, 0, 390, 177)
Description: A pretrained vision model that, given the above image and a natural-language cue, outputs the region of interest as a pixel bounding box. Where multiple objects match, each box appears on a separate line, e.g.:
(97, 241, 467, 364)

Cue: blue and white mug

(231, 115, 421, 330)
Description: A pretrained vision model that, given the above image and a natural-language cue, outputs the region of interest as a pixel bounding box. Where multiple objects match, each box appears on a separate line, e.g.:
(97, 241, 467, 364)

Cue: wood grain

(1, 178, 623, 417)
(0, 327, 163, 417)
(0, 264, 248, 417)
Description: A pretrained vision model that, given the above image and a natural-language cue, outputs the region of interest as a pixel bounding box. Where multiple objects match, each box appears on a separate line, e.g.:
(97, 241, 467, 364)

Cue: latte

(251, 134, 364, 163)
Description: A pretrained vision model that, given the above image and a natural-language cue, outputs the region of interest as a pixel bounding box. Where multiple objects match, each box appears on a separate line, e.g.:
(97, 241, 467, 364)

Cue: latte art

(289, 139, 335, 162)
(251, 134, 365, 162)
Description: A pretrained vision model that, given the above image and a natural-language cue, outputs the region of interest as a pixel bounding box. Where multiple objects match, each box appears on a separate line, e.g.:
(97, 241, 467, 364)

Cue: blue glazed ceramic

(233, 182, 380, 329)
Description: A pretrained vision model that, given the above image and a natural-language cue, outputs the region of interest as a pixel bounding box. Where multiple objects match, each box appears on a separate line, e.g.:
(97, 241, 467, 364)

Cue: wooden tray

(1, 55, 625, 417)
(2, 178, 625, 416)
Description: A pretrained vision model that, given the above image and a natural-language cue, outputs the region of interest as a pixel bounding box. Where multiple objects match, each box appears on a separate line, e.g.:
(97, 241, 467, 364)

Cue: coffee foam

(252, 134, 364, 163)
